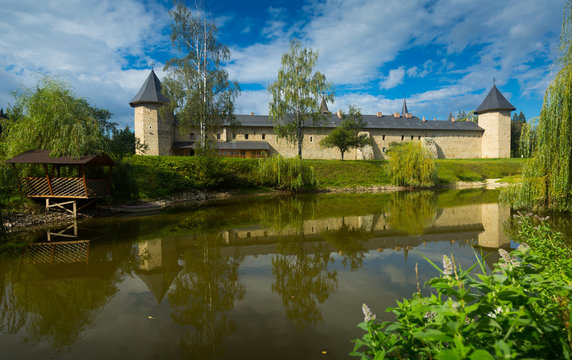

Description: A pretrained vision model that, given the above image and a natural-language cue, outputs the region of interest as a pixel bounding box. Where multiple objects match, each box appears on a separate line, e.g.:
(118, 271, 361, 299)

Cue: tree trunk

(341, 151, 344, 161)
(297, 116, 302, 159)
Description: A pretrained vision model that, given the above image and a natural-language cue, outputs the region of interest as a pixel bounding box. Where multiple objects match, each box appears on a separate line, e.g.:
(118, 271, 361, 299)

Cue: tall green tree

(319, 106, 373, 160)
(1, 75, 106, 159)
(162, 0, 240, 151)
(503, 1, 572, 210)
(268, 40, 334, 158)
(511, 111, 526, 157)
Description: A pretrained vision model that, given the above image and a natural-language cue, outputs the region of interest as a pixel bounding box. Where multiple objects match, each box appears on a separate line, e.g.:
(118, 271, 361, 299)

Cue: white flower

(362, 303, 376, 322)
(442, 255, 453, 277)
(487, 306, 504, 319)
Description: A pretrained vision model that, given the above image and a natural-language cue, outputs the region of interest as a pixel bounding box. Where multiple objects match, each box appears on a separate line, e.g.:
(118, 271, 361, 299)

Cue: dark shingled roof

(129, 70, 170, 107)
(319, 98, 330, 114)
(474, 85, 516, 114)
(172, 141, 270, 150)
(229, 114, 484, 132)
(6, 150, 115, 166)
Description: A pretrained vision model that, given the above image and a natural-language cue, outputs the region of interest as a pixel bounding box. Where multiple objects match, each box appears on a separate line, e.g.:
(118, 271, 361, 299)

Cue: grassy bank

(0, 156, 526, 207)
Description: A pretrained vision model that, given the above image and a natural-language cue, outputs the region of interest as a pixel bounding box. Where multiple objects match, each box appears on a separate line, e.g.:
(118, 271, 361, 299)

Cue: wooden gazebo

(6, 150, 115, 217)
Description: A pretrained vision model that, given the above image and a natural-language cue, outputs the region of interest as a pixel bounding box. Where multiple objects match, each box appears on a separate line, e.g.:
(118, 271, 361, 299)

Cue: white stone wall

(134, 104, 172, 156)
(478, 110, 511, 158)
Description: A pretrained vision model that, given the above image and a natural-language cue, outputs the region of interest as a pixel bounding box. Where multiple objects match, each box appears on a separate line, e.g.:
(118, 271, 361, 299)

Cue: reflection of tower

(136, 239, 181, 303)
(477, 203, 511, 249)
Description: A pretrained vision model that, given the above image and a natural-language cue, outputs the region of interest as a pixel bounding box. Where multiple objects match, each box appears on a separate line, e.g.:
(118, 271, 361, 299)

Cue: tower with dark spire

(401, 97, 408, 116)
(319, 98, 330, 114)
(130, 70, 172, 156)
(475, 84, 515, 158)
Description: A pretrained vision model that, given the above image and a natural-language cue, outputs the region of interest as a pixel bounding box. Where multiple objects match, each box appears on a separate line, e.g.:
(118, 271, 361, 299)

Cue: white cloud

(379, 67, 405, 89)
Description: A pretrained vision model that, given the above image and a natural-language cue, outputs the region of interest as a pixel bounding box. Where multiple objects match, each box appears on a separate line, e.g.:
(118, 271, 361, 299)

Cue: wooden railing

(20, 177, 110, 198)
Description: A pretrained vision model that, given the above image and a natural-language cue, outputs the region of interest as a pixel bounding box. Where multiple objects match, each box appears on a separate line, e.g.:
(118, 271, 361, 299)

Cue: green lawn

(306, 158, 526, 188)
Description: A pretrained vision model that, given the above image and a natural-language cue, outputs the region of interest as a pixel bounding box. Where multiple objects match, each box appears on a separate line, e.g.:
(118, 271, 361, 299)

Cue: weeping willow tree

(1, 75, 106, 159)
(502, 2, 572, 211)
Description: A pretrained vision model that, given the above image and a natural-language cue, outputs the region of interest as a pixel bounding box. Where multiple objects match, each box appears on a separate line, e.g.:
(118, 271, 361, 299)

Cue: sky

(0, 0, 566, 128)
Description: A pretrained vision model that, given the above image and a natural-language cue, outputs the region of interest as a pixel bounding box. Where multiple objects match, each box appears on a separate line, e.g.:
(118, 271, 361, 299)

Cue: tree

(387, 142, 437, 187)
(1, 75, 106, 159)
(456, 110, 477, 123)
(162, 0, 240, 151)
(511, 111, 526, 157)
(503, 1, 572, 210)
(319, 106, 373, 160)
(107, 126, 136, 161)
(268, 40, 334, 158)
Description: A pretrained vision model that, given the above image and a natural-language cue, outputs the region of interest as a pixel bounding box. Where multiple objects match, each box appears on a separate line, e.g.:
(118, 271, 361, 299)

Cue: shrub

(352, 217, 572, 359)
(257, 155, 316, 192)
(387, 142, 436, 187)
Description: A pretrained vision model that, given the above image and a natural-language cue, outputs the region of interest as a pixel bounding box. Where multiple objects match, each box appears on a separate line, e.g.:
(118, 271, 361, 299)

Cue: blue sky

(0, 0, 565, 128)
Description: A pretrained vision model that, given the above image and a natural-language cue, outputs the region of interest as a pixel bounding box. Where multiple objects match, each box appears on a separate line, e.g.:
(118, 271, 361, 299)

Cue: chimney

(451, 116, 456, 122)
(393, 112, 400, 118)
(250, 112, 254, 116)
(405, 113, 412, 118)
(422, 116, 426, 122)
(433, 117, 436, 121)
(337, 110, 343, 119)
(376, 112, 382, 118)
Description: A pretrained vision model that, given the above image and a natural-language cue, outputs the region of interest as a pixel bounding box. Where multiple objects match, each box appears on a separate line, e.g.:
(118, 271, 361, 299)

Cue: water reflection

(0, 189, 552, 359)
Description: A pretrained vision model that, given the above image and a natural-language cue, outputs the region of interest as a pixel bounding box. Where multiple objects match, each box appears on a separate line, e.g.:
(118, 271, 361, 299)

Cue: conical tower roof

(129, 70, 170, 107)
(401, 97, 408, 115)
(474, 85, 515, 114)
(319, 98, 330, 114)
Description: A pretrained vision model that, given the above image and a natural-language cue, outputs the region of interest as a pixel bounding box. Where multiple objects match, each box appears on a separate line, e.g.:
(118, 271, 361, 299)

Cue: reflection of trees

(272, 236, 337, 330)
(168, 235, 245, 360)
(0, 239, 135, 352)
(259, 196, 312, 233)
(321, 221, 368, 270)
(388, 191, 437, 235)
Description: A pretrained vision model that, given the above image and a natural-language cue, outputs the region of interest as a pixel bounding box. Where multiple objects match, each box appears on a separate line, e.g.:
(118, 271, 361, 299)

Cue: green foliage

(1, 75, 106, 159)
(107, 126, 136, 161)
(510, 111, 527, 158)
(352, 218, 572, 359)
(504, 2, 572, 210)
(162, 1, 240, 148)
(257, 155, 316, 192)
(320, 106, 373, 160)
(387, 142, 437, 187)
(268, 40, 334, 158)
(456, 110, 478, 123)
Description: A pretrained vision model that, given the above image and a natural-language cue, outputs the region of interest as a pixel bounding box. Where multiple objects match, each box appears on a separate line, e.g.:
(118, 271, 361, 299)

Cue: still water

(1, 190, 563, 359)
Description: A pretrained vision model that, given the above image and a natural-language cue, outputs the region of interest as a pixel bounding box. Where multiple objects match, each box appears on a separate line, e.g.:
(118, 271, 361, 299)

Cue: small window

(310, 136, 313, 143)
(262, 134, 266, 140)
(411, 135, 414, 140)
(190, 133, 195, 140)
(401, 135, 404, 141)
(216, 133, 221, 139)
(382, 135, 386, 140)
(232, 133, 236, 140)
(382, 147, 386, 153)
(418, 136, 421, 140)
(240, 150, 246, 155)
(246, 232, 251, 238)
(245, 134, 249, 140)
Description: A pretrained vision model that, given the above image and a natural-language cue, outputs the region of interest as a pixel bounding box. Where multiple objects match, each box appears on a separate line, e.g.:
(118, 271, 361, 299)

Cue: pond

(0, 189, 569, 359)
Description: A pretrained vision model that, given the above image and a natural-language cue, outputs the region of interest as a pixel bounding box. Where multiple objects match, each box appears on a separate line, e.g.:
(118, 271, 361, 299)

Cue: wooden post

(46, 198, 49, 210)
(44, 164, 53, 196)
(81, 165, 88, 197)
(73, 201, 77, 219)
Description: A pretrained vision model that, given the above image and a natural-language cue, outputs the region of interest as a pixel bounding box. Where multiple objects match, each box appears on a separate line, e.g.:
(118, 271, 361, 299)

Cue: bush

(387, 142, 436, 187)
(352, 217, 572, 359)
(258, 155, 316, 192)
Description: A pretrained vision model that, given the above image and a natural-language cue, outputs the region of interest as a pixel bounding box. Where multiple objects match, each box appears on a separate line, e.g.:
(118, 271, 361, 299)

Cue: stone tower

(475, 84, 515, 158)
(130, 70, 172, 156)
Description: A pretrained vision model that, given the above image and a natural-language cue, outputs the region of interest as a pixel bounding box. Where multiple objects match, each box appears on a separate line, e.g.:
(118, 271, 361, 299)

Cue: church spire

(401, 96, 408, 116)
(319, 98, 330, 114)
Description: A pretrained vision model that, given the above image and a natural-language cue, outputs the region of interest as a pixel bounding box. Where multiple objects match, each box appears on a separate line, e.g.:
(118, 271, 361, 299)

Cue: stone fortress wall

(131, 71, 515, 160)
